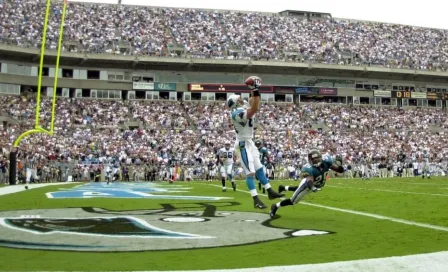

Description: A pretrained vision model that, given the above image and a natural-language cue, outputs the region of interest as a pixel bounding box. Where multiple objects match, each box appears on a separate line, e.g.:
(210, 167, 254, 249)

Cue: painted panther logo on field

(0, 202, 333, 252)
(46, 183, 233, 201)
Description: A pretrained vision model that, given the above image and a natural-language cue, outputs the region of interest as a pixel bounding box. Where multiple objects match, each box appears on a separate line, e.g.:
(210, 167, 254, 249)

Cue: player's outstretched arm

(330, 155, 345, 173)
(245, 76, 261, 119)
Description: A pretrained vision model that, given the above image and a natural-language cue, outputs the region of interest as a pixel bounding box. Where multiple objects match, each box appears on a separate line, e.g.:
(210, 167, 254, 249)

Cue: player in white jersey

(227, 76, 284, 209)
(216, 141, 236, 191)
(421, 150, 431, 179)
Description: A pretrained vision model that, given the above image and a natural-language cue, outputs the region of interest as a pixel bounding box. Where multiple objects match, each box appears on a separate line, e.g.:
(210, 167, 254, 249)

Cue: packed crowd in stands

(1, 94, 448, 184)
(1, 0, 448, 70)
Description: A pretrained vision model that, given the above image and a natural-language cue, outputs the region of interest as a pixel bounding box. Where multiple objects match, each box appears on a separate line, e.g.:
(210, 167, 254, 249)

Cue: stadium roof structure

(279, 10, 332, 19)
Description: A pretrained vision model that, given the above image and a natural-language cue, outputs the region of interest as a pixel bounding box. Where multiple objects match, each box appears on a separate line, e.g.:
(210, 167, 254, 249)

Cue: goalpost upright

(9, 0, 68, 185)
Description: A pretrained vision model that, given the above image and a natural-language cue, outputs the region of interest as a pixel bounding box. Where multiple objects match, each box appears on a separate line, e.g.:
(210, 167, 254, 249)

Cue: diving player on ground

(227, 76, 284, 209)
(270, 150, 345, 218)
(255, 139, 270, 194)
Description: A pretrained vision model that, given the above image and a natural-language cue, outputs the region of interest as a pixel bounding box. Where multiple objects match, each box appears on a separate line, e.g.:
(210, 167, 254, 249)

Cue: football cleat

(222, 188, 227, 192)
(267, 189, 285, 200)
(232, 183, 236, 191)
(269, 204, 278, 219)
(278, 185, 286, 193)
(254, 198, 267, 209)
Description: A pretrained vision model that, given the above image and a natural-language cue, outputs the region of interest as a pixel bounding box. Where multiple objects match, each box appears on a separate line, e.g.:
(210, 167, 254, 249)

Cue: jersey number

(234, 118, 253, 134)
(314, 171, 329, 185)
(222, 152, 233, 159)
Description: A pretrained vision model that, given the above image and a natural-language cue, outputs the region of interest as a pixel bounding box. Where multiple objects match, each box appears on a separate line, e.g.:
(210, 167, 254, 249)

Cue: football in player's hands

(245, 76, 262, 89)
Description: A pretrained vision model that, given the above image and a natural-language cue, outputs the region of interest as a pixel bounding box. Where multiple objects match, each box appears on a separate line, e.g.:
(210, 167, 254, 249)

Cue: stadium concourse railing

(1, 37, 447, 72)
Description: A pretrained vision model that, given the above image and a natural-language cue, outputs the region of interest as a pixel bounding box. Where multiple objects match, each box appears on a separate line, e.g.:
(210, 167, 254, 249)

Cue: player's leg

(366, 168, 371, 180)
(26, 168, 31, 185)
(256, 174, 263, 193)
(220, 165, 227, 191)
(238, 141, 266, 209)
(261, 166, 267, 193)
(249, 142, 284, 200)
(227, 164, 236, 191)
(425, 164, 430, 179)
(270, 178, 313, 218)
(32, 169, 38, 183)
(278, 184, 297, 193)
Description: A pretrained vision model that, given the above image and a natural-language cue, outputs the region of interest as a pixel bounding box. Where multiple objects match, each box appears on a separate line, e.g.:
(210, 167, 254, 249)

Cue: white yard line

(0, 182, 80, 196)
(338, 179, 448, 186)
(328, 184, 448, 197)
(206, 184, 448, 232)
(96, 251, 448, 272)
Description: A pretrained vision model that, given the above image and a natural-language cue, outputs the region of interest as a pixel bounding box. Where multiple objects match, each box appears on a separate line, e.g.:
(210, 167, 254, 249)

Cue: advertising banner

(133, 82, 154, 90)
(426, 92, 448, 100)
(318, 88, 338, 95)
(295, 87, 317, 94)
(274, 86, 295, 94)
(188, 84, 273, 93)
(374, 90, 392, 97)
(154, 82, 176, 91)
(410, 92, 427, 99)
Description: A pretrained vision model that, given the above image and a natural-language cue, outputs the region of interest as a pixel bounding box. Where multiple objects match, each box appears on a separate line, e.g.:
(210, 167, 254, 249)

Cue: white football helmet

(227, 94, 244, 109)
(227, 94, 250, 109)
(225, 141, 231, 150)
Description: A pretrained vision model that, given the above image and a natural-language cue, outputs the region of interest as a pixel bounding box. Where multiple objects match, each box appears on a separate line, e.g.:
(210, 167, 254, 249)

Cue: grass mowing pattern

(0, 178, 447, 271)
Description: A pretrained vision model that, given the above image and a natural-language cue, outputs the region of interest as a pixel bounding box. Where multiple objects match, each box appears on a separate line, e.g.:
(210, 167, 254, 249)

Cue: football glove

(246, 76, 262, 90)
(335, 155, 344, 166)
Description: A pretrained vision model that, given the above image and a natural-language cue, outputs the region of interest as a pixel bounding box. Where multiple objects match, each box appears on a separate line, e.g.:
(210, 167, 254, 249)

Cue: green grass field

(0, 177, 447, 271)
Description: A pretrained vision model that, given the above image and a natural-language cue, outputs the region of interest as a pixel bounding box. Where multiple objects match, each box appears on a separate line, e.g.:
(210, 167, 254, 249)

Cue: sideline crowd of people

(1, 95, 447, 184)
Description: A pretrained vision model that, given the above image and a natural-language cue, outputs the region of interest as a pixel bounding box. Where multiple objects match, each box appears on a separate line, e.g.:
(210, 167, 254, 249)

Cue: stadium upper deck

(0, 0, 447, 72)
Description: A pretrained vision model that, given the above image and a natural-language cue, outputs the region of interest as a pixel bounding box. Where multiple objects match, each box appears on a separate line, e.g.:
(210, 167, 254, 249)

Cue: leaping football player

(270, 150, 345, 218)
(216, 141, 236, 191)
(227, 76, 284, 209)
(255, 138, 270, 194)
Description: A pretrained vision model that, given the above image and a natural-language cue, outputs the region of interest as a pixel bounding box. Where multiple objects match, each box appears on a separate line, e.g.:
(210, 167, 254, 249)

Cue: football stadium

(0, 0, 447, 271)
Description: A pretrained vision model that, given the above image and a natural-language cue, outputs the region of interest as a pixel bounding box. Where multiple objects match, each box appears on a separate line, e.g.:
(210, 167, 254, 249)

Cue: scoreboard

(391, 91, 412, 98)
(391, 91, 447, 100)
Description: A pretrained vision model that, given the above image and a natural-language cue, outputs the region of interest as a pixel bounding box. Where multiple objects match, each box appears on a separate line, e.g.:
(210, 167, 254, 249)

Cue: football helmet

(224, 141, 231, 150)
(308, 150, 322, 167)
(227, 94, 246, 109)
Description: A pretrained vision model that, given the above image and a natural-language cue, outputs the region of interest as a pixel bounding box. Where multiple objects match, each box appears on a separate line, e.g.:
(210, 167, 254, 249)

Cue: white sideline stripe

(206, 184, 448, 232)
(347, 180, 447, 186)
(80, 251, 448, 272)
(0, 182, 81, 196)
(328, 185, 448, 197)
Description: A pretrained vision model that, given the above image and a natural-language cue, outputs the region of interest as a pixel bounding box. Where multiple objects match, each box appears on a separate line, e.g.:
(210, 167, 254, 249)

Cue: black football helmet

(308, 150, 322, 167)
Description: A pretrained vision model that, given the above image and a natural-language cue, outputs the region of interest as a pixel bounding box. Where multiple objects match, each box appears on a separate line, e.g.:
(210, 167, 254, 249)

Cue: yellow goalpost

(9, 0, 68, 184)
(14, 0, 68, 146)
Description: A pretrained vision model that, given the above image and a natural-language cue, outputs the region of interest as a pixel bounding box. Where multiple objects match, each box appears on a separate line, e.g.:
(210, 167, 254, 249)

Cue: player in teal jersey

(255, 139, 269, 194)
(270, 150, 345, 218)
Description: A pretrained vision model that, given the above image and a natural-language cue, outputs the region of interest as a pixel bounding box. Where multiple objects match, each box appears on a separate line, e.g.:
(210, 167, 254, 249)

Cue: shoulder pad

(301, 164, 313, 176)
(322, 155, 334, 165)
(231, 108, 246, 120)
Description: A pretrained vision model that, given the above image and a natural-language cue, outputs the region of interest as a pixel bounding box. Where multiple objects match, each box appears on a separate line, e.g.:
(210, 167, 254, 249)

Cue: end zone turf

(0, 179, 447, 271)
